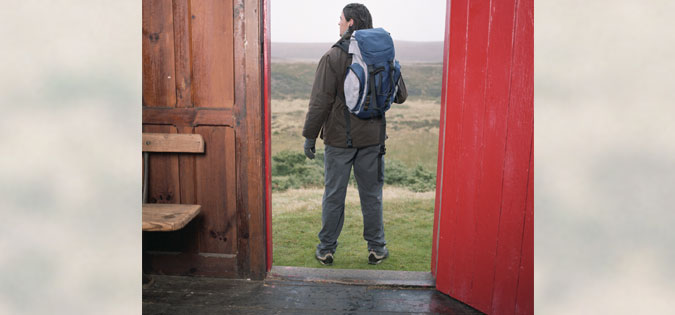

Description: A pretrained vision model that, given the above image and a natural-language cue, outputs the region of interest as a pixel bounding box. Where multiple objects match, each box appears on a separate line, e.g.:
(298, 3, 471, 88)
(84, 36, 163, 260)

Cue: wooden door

(431, 0, 533, 313)
(142, 0, 268, 279)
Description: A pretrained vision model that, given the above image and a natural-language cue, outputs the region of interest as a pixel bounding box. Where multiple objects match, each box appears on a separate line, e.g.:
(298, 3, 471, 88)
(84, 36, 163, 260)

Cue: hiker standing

(302, 3, 407, 266)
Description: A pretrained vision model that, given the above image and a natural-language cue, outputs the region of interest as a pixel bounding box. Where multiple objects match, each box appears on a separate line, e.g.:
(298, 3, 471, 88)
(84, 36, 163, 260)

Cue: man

(302, 3, 407, 266)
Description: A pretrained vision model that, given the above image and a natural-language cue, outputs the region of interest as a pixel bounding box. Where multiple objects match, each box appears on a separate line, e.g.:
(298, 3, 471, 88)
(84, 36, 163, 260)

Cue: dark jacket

(302, 41, 407, 148)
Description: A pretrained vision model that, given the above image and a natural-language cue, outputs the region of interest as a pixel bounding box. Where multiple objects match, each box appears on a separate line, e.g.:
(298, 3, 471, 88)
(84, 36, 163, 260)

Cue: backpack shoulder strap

(335, 34, 353, 148)
(332, 38, 350, 54)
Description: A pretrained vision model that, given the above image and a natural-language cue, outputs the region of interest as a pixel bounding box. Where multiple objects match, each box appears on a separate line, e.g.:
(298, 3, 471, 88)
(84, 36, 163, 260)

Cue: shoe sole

(368, 253, 387, 265)
(316, 254, 333, 266)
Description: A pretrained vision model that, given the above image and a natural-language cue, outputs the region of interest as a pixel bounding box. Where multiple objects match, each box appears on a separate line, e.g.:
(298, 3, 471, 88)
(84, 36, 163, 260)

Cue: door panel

(142, 0, 267, 279)
(194, 126, 237, 254)
(190, 0, 235, 109)
(433, 0, 533, 313)
(142, 0, 177, 107)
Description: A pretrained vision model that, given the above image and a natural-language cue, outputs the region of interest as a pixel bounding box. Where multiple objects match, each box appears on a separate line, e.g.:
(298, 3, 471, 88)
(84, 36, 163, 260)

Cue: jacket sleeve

(302, 52, 338, 140)
(394, 75, 408, 104)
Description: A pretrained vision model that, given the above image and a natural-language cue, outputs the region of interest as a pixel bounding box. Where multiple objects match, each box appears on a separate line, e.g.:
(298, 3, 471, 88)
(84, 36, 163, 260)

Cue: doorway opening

(267, 0, 448, 276)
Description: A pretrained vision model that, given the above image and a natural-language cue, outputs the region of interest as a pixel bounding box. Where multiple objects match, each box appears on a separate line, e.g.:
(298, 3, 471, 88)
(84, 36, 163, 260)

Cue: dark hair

(343, 3, 373, 31)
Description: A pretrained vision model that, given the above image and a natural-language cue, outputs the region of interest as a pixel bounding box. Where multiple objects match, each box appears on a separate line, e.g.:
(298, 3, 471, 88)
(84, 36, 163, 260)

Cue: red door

(431, 0, 533, 314)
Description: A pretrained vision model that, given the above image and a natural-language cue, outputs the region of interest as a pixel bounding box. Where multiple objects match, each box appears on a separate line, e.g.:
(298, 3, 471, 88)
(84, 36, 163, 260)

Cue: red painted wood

(431, 0, 451, 277)
(434, 0, 533, 313)
(263, 0, 273, 272)
(468, 0, 517, 311)
(450, 0, 491, 303)
(516, 141, 534, 315)
(435, 0, 469, 297)
(490, 0, 533, 312)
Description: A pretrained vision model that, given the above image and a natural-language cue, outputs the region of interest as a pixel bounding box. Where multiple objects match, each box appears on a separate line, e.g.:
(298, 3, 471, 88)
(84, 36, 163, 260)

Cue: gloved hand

(304, 138, 316, 159)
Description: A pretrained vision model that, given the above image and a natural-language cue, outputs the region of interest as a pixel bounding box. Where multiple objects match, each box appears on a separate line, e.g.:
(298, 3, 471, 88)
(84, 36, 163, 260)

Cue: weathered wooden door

(142, 0, 268, 279)
(431, 0, 533, 313)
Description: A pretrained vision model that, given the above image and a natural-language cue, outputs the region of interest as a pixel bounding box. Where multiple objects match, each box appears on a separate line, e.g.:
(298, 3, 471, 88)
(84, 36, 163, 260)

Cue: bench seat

(142, 203, 201, 232)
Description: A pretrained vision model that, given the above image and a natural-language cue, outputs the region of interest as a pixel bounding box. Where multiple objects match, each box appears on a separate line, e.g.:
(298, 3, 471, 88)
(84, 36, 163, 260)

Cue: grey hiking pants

(317, 144, 387, 253)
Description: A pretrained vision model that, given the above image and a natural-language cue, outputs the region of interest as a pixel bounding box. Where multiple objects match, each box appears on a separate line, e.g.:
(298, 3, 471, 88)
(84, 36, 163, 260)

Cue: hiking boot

(315, 249, 334, 265)
(368, 247, 389, 265)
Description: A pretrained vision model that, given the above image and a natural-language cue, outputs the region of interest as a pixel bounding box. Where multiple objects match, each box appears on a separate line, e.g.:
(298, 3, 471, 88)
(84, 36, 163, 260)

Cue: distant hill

(272, 62, 442, 101)
(272, 41, 443, 64)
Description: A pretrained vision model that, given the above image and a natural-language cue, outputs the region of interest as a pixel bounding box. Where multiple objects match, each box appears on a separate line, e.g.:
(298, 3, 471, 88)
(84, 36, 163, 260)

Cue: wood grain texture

(233, 0, 250, 278)
(194, 126, 238, 255)
(143, 0, 177, 107)
(432, 0, 451, 278)
(450, 0, 491, 302)
(434, 0, 533, 313)
(243, 0, 267, 281)
(176, 128, 198, 204)
(190, 0, 234, 109)
(263, 0, 273, 272)
(172, 0, 193, 107)
(515, 140, 534, 315)
(142, 0, 244, 278)
(490, 0, 533, 313)
(143, 107, 235, 127)
(143, 125, 180, 204)
(143, 203, 201, 231)
(140, 0, 273, 280)
(142, 133, 204, 153)
(435, 0, 469, 296)
(177, 126, 200, 254)
(233, 0, 267, 280)
(145, 253, 238, 277)
(468, 0, 518, 311)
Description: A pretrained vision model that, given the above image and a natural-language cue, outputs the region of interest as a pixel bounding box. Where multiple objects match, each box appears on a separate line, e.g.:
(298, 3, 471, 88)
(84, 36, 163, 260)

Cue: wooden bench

(143, 132, 205, 287)
(142, 133, 204, 232)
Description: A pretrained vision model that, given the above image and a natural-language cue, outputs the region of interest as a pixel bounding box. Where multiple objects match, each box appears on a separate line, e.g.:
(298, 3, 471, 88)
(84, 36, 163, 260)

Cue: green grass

(272, 150, 435, 192)
(272, 187, 435, 271)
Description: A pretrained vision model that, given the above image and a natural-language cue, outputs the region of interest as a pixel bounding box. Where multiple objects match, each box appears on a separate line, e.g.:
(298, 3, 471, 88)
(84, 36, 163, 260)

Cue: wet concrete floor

(143, 271, 482, 314)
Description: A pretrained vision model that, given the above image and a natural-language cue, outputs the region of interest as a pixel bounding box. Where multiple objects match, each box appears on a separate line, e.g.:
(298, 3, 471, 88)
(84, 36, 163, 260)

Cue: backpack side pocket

(344, 63, 366, 112)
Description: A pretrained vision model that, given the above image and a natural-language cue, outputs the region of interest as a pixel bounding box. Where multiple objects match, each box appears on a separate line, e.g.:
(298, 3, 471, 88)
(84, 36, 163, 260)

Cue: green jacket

(302, 43, 407, 148)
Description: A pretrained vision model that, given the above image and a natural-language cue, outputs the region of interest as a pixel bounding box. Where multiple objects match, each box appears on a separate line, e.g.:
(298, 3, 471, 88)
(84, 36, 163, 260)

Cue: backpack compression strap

(378, 62, 395, 175)
(378, 112, 386, 179)
(384, 61, 396, 106)
(365, 66, 385, 114)
(343, 106, 353, 148)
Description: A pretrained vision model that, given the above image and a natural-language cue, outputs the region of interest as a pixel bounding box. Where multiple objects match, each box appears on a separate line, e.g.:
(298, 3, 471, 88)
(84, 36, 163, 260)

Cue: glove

(304, 138, 316, 159)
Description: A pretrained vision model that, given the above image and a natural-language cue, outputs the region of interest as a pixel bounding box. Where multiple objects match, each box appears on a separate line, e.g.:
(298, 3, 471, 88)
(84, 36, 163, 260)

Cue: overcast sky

(271, 0, 447, 42)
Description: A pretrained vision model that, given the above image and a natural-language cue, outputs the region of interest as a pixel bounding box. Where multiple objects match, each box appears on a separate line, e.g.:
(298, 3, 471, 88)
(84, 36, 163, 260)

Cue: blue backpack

(334, 28, 401, 156)
(342, 28, 402, 119)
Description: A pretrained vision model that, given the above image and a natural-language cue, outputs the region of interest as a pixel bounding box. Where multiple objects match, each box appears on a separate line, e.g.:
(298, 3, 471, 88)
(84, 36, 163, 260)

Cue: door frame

(260, 0, 451, 274)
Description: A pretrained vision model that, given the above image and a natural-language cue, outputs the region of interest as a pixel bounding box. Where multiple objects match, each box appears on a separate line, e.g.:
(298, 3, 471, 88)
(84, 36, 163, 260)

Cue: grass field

(272, 187, 436, 271)
(272, 98, 441, 171)
(272, 62, 443, 101)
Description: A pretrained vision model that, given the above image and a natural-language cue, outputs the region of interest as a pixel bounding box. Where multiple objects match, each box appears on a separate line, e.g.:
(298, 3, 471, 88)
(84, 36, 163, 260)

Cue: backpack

(342, 28, 402, 119)
(333, 28, 401, 175)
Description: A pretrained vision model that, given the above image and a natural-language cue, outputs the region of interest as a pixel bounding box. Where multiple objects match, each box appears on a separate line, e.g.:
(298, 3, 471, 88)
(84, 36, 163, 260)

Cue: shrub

(272, 150, 324, 191)
(272, 150, 436, 192)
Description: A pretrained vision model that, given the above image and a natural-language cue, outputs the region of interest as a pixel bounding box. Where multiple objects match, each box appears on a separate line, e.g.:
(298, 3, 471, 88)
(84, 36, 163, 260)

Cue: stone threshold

(267, 266, 435, 288)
